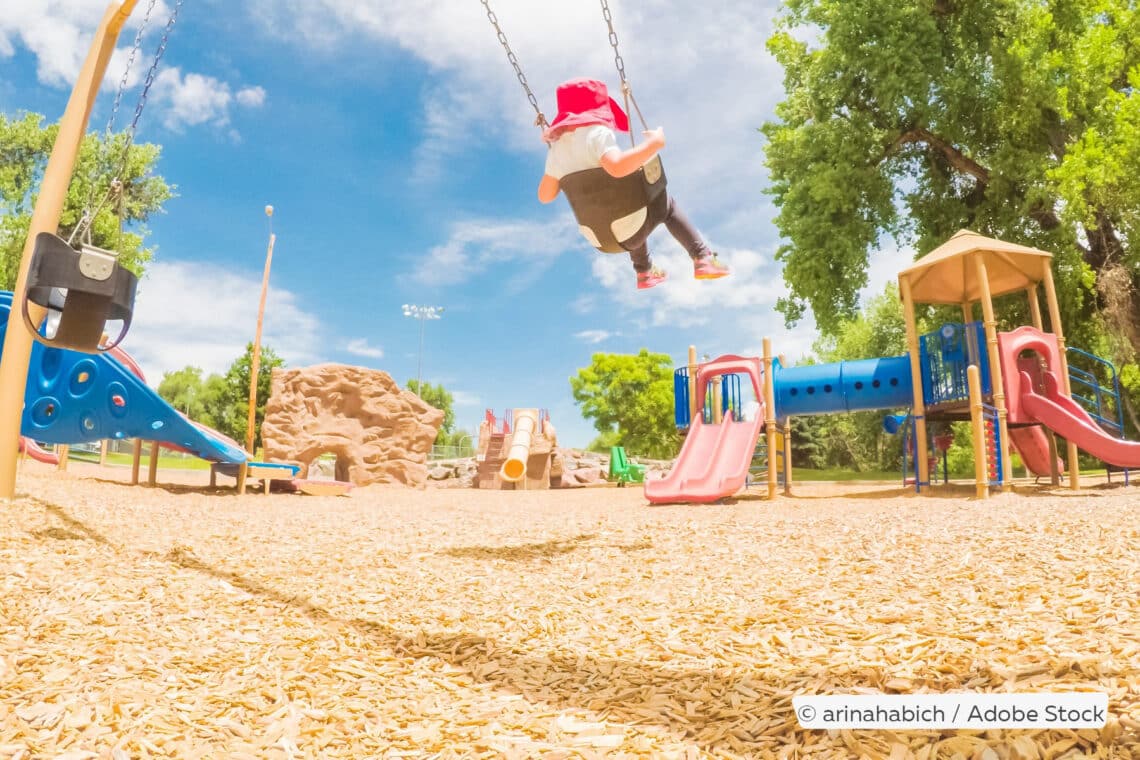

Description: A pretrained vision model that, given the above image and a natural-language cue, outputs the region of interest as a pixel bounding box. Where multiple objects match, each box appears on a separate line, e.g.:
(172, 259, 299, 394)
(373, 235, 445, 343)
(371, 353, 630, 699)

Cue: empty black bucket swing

(22, 232, 138, 353)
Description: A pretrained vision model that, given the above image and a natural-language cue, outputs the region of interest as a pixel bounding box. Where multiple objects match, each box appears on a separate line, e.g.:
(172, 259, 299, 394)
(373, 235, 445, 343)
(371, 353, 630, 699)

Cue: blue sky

(1, 0, 909, 447)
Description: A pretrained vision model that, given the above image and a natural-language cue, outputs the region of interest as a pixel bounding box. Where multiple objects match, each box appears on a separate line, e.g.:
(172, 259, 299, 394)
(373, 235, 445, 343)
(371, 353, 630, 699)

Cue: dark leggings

(622, 195, 711, 273)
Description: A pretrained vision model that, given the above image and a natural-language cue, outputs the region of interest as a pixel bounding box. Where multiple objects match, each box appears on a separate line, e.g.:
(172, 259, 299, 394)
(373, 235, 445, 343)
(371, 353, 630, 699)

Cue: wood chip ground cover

(1, 462, 1137, 758)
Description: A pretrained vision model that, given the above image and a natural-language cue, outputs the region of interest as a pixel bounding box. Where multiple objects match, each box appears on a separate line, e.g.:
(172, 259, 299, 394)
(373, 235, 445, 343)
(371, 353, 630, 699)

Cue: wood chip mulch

(1, 462, 1137, 758)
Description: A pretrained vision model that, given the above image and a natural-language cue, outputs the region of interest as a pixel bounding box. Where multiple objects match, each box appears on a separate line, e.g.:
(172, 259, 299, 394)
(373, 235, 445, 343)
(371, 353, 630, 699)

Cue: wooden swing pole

(0, 0, 140, 500)
(238, 207, 276, 495)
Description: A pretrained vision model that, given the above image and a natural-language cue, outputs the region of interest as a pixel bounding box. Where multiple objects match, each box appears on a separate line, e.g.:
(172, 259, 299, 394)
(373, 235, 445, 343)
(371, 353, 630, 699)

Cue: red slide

(644, 354, 766, 504)
(1019, 370, 1140, 468)
(1007, 426, 1064, 477)
(19, 437, 59, 465)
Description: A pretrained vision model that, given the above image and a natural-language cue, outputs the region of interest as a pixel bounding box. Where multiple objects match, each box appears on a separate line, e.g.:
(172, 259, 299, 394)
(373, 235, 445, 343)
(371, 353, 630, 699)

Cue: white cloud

(123, 260, 324, 385)
(589, 236, 786, 328)
(151, 68, 234, 130)
(406, 215, 580, 288)
(345, 338, 383, 359)
(450, 390, 481, 407)
(861, 242, 916, 301)
(248, 0, 783, 221)
(1, 1, 265, 134)
(235, 86, 267, 108)
(574, 329, 617, 344)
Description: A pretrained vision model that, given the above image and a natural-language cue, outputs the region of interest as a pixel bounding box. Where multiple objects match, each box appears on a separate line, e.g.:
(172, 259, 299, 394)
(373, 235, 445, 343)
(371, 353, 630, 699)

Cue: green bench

(609, 446, 646, 486)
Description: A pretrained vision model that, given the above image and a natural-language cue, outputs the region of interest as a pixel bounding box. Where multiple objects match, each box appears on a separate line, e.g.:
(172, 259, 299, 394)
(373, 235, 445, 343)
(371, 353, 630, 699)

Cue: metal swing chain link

(71, 0, 160, 246)
(108, 0, 160, 136)
(480, 0, 548, 128)
(80, 0, 183, 248)
(599, 0, 650, 142)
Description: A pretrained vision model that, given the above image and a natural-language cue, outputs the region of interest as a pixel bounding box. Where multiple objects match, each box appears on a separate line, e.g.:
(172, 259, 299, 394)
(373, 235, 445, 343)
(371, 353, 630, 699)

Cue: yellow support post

(1027, 285, 1043, 330)
(973, 254, 1013, 491)
(782, 419, 793, 495)
(1042, 266, 1080, 490)
(712, 377, 723, 424)
(56, 445, 69, 472)
(967, 365, 989, 499)
(763, 338, 778, 499)
(0, 0, 141, 500)
(899, 279, 930, 491)
(147, 441, 159, 487)
(130, 439, 142, 485)
(1027, 285, 1061, 486)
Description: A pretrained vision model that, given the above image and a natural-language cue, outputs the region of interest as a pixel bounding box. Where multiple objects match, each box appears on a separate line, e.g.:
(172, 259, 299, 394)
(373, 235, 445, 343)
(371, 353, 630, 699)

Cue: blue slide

(772, 355, 914, 418)
(0, 292, 249, 464)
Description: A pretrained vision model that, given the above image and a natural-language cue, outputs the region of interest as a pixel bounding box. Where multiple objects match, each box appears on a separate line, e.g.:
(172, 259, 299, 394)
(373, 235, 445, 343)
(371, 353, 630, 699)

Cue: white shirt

(544, 125, 620, 179)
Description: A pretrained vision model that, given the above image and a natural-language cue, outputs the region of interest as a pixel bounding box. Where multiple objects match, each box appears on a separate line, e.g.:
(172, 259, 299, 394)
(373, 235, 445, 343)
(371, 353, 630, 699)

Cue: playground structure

(648, 229, 1137, 504)
(476, 408, 558, 490)
(0, 291, 287, 486)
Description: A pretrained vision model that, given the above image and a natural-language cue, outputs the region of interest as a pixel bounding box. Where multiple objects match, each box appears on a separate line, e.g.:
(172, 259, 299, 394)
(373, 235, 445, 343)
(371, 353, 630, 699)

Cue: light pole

(402, 304, 444, 393)
(246, 204, 276, 456)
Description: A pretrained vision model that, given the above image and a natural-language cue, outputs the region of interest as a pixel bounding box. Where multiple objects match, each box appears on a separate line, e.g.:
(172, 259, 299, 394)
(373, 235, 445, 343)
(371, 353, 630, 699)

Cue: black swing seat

(23, 232, 138, 353)
(559, 156, 667, 254)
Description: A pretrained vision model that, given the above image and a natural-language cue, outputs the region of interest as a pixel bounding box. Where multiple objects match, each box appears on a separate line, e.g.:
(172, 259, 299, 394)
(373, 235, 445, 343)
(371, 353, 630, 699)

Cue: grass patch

(790, 467, 902, 482)
(69, 450, 212, 471)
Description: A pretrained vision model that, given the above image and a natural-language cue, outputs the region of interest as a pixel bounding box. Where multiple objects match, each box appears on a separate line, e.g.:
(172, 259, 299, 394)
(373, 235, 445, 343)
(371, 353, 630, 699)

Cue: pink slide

(19, 437, 59, 465)
(644, 354, 766, 504)
(1007, 426, 1064, 477)
(1020, 370, 1140, 468)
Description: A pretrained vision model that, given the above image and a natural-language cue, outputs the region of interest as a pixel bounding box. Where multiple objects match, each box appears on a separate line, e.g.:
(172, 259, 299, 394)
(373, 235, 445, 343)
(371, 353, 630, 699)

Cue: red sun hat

(546, 78, 630, 135)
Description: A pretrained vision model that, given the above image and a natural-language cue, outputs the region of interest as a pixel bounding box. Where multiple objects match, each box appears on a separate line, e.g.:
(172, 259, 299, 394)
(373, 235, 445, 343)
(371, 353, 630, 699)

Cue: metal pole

(245, 205, 275, 455)
(0, 0, 140, 500)
(417, 312, 425, 392)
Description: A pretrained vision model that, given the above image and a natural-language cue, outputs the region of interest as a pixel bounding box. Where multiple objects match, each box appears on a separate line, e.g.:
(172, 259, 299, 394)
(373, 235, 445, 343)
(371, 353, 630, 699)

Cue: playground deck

(2, 461, 1137, 758)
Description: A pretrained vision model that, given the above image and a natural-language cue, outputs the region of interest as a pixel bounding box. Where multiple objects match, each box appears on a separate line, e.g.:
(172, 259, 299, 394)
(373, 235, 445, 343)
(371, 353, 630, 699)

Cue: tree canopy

(570, 350, 680, 459)
(762, 0, 1140, 360)
(157, 344, 284, 451)
(407, 379, 461, 446)
(0, 111, 173, 290)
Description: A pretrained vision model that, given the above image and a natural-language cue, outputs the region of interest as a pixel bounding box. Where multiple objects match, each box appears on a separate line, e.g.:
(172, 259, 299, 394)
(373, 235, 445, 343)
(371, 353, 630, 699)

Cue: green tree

(570, 350, 680, 459)
(407, 379, 456, 443)
(222, 344, 285, 450)
(792, 284, 911, 472)
(199, 373, 232, 437)
(0, 112, 174, 289)
(762, 0, 1138, 362)
(156, 366, 207, 420)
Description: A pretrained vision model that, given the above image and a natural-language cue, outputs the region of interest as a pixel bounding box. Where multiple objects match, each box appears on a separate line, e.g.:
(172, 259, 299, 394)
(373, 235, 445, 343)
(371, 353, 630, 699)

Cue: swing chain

(480, 0, 547, 128)
(600, 0, 627, 88)
(72, 0, 182, 248)
(600, 0, 650, 141)
(108, 0, 160, 137)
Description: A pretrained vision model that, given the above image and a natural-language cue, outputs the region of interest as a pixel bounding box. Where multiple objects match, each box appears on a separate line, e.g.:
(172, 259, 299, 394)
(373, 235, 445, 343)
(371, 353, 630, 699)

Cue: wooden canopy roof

(897, 229, 1054, 305)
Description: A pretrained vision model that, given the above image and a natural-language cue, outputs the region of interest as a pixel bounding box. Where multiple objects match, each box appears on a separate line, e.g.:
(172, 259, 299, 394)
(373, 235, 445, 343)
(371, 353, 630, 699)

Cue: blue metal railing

(1066, 346, 1125, 436)
(674, 368, 747, 428)
(919, 322, 991, 407)
(673, 367, 690, 428)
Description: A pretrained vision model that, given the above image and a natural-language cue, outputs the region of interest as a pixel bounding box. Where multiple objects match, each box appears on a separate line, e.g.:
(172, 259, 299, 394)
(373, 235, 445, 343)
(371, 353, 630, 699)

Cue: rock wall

(261, 363, 444, 487)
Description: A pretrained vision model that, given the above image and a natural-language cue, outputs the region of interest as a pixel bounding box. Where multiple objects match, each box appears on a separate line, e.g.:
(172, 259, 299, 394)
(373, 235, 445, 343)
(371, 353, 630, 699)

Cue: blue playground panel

(772, 355, 913, 417)
(0, 292, 249, 464)
(919, 322, 991, 406)
(672, 369, 749, 428)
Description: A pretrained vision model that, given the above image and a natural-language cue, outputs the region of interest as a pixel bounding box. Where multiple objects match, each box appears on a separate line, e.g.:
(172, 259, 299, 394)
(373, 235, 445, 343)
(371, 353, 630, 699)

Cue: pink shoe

(694, 253, 730, 280)
(637, 266, 668, 290)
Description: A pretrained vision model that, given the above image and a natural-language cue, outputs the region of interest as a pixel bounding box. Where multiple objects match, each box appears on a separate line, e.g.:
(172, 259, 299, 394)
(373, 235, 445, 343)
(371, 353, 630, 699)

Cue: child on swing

(537, 78, 730, 290)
